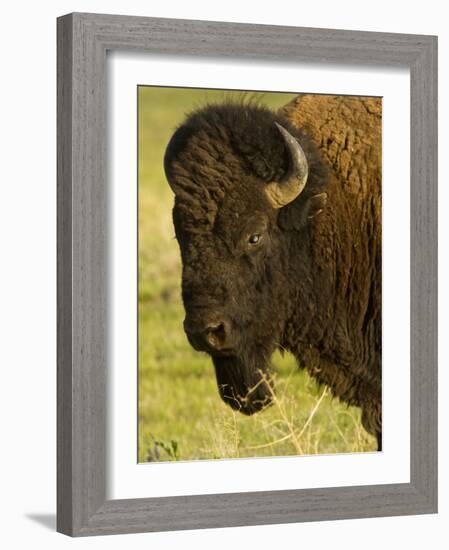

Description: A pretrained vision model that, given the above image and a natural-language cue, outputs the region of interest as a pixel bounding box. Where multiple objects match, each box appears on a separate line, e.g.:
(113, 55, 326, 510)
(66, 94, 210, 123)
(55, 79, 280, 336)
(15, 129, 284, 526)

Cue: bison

(163, 94, 382, 451)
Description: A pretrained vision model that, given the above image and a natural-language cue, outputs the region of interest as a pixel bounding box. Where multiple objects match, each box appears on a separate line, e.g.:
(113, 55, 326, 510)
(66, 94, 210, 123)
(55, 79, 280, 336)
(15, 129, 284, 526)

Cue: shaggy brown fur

(164, 94, 382, 449)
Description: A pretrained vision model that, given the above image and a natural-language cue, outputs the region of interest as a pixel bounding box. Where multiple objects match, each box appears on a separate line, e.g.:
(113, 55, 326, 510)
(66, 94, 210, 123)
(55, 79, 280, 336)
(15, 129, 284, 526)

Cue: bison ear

(305, 192, 328, 219)
(278, 192, 327, 231)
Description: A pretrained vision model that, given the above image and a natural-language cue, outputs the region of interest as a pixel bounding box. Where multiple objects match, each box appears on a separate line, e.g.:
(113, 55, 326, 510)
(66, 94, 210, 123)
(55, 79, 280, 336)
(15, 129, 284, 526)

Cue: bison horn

(265, 123, 309, 209)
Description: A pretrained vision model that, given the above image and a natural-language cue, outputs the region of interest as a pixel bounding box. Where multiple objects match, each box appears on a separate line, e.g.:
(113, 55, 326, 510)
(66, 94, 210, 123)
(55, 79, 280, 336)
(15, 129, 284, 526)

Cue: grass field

(138, 86, 377, 462)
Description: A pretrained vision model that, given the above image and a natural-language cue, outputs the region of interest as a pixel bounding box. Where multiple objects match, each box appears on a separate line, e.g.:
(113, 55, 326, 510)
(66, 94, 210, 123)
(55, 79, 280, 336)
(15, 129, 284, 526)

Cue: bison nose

(204, 321, 229, 350)
(183, 317, 231, 352)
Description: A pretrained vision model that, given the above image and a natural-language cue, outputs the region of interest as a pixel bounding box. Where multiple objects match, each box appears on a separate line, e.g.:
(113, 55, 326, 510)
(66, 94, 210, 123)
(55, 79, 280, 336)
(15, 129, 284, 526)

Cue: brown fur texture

(163, 94, 382, 447)
(281, 95, 382, 439)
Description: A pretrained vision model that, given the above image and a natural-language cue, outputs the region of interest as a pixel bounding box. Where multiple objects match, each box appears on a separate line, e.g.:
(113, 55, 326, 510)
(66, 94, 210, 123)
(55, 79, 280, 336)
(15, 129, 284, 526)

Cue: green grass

(138, 86, 377, 462)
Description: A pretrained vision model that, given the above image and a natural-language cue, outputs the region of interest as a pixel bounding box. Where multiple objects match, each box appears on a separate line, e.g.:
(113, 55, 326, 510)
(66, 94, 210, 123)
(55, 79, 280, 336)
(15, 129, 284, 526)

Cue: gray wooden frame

(57, 12, 438, 537)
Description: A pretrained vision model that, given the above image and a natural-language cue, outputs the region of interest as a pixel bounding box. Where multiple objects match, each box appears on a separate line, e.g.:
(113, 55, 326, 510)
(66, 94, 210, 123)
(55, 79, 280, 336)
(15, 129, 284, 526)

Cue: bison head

(164, 102, 327, 415)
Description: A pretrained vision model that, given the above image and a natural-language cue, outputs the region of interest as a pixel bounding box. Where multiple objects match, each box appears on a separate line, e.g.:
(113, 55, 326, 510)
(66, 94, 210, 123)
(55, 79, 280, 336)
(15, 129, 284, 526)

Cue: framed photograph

(57, 13, 437, 536)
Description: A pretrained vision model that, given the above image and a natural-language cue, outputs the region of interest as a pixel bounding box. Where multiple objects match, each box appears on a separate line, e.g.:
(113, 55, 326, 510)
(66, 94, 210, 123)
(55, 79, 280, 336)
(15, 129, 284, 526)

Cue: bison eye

(248, 234, 261, 245)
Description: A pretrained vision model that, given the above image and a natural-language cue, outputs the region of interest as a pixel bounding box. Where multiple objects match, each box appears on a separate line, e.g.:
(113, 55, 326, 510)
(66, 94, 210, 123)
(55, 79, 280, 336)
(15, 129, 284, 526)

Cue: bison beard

(213, 349, 274, 415)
